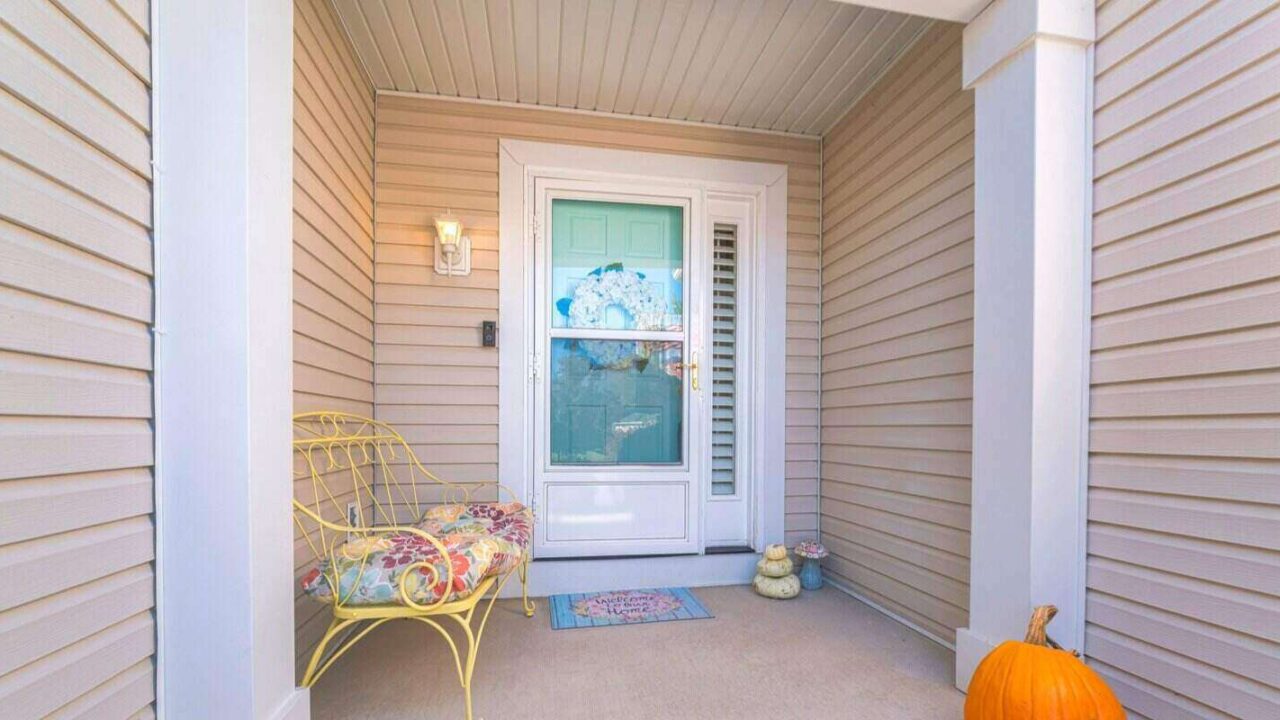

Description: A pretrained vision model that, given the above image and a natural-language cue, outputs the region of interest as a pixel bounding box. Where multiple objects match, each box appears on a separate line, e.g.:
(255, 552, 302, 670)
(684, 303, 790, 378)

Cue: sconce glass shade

(434, 214, 462, 251)
(432, 211, 472, 276)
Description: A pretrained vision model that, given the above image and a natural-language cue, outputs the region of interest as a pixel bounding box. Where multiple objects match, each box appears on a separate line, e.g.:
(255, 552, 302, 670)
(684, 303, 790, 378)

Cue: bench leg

(519, 555, 535, 617)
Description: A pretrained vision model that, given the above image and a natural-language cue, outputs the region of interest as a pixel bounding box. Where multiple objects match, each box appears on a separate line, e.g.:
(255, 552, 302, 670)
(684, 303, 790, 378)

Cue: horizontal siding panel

(0, 565, 153, 677)
(0, 221, 151, 322)
(0, 23, 149, 175)
(0, 1, 154, 714)
(0, 287, 151, 370)
(291, 0, 375, 676)
(0, 517, 153, 613)
(1087, 7, 1280, 713)
(0, 352, 151, 418)
(0, 612, 154, 720)
(820, 22, 972, 645)
(53, 0, 150, 81)
(0, 91, 150, 225)
(0, 156, 151, 274)
(45, 658, 155, 720)
(0, 468, 152, 546)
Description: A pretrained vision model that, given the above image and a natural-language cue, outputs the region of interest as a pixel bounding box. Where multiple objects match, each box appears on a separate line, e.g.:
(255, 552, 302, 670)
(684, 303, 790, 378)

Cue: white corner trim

(269, 689, 311, 720)
(962, 0, 1095, 88)
(149, 0, 166, 713)
(497, 139, 789, 560)
(1073, 42, 1096, 655)
(955, 627, 999, 692)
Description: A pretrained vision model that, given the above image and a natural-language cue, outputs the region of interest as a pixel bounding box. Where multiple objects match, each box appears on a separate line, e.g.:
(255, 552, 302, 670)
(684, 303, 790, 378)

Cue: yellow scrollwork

(292, 412, 534, 720)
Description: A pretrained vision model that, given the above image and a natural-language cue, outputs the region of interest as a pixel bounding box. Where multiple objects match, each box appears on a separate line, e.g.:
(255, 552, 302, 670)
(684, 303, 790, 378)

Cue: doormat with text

(549, 587, 713, 630)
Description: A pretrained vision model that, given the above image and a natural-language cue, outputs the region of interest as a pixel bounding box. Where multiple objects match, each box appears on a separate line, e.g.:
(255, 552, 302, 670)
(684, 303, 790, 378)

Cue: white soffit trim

(829, 0, 991, 23)
(377, 90, 822, 140)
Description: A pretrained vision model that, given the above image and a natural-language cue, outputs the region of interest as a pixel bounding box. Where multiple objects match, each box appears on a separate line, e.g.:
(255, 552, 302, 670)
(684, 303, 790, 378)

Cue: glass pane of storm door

(547, 198, 686, 466)
(548, 339, 683, 464)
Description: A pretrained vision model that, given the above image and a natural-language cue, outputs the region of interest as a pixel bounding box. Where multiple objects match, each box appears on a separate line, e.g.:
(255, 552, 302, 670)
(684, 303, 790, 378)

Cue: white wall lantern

(433, 210, 472, 276)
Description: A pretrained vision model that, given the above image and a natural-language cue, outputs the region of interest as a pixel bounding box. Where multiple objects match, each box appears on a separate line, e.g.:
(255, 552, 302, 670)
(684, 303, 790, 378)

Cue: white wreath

(566, 267, 668, 330)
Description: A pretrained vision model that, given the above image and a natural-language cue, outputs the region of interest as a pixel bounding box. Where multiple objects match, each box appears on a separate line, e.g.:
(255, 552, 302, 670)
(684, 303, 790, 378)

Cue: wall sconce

(433, 210, 471, 276)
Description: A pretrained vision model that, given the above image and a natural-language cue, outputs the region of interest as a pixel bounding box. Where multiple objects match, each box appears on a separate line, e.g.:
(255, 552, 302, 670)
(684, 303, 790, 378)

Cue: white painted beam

(829, 0, 991, 23)
(154, 0, 304, 717)
(954, 0, 1094, 693)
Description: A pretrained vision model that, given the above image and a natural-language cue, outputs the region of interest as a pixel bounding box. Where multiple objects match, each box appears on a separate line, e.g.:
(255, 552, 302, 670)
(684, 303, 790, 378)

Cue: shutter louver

(711, 223, 737, 496)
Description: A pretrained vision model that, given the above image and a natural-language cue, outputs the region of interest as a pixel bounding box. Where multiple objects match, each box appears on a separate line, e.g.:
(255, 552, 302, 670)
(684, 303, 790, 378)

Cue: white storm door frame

(532, 179, 705, 558)
(499, 139, 789, 562)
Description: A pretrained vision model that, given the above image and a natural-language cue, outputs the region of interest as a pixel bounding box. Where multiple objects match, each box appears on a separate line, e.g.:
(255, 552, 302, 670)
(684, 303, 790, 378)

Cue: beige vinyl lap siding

(0, 0, 156, 717)
(818, 22, 974, 645)
(1084, 1, 1280, 718)
(371, 95, 822, 545)
(291, 0, 376, 679)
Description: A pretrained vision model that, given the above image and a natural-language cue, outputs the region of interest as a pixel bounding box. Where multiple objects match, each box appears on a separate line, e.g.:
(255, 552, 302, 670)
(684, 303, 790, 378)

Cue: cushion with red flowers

(419, 502, 532, 576)
(300, 530, 499, 607)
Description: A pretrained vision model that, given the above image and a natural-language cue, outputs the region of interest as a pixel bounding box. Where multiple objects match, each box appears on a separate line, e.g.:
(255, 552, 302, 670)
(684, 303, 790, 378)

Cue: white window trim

(498, 139, 788, 570)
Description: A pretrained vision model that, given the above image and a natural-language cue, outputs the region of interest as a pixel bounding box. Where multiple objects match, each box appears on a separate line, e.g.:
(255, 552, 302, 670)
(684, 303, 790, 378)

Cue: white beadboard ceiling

(331, 0, 932, 136)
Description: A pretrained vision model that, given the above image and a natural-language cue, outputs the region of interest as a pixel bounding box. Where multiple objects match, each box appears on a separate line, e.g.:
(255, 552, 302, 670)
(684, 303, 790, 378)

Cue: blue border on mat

(549, 587, 713, 630)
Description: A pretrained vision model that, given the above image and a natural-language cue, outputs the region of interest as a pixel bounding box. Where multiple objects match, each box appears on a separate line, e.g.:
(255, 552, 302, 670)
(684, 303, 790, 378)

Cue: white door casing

(499, 140, 788, 572)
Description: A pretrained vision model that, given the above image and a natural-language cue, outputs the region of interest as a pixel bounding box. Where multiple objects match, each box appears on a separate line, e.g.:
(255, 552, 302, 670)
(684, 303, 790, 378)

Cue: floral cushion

(301, 531, 500, 607)
(420, 502, 532, 576)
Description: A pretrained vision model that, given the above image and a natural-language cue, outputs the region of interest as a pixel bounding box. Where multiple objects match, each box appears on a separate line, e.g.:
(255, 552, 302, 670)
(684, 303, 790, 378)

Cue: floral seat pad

(419, 502, 532, 576)
(301, 531, 499, 607)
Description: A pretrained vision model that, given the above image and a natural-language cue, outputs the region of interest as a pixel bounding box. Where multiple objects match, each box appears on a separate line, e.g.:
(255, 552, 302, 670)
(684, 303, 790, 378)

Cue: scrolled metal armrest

(292, 501, 457, 612)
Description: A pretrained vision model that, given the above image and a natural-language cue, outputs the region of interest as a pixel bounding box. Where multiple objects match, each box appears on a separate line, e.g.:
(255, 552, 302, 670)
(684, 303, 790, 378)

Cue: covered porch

(311, 586, 962, 720)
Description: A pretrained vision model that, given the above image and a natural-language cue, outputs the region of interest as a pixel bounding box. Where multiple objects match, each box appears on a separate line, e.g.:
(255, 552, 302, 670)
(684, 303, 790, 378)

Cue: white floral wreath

(566, 265, 668, 330)
(558, 265, 670, 369)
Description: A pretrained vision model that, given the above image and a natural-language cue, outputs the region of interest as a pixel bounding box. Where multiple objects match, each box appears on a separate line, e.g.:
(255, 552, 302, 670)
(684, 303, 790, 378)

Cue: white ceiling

(331, 0, 933, 136)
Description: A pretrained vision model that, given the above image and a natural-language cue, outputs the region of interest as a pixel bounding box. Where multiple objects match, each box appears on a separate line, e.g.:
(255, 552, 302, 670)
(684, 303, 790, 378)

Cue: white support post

(154, 1, 305, 718)
(955, 0, 1094, 692)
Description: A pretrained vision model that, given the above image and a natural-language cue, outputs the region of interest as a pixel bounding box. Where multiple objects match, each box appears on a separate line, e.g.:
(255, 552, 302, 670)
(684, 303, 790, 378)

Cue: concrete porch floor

(311, 584, 964, 719)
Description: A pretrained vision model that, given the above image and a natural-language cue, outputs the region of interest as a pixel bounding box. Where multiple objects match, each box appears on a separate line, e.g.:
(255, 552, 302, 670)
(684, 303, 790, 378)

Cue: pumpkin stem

(1024, 605, 1058, 646)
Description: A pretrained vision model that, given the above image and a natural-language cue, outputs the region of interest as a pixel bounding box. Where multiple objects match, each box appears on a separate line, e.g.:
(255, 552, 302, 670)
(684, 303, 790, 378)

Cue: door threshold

(505, 552, 760, 597)
(704, 545, 754, 555)
(533, 545, 756, 563)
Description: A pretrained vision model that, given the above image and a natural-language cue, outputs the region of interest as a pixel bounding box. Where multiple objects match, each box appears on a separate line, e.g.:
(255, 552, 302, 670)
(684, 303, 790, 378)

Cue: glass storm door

(532, 183, 704, 558)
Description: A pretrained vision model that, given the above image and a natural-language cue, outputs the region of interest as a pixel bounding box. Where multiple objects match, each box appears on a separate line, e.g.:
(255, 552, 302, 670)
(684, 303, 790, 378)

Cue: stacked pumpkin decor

(965, 605, 1126, 720)
(752, 544, 801, 599)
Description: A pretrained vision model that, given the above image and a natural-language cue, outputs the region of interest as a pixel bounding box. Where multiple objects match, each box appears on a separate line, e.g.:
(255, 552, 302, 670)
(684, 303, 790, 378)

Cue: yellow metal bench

(292, 412, 533, 719)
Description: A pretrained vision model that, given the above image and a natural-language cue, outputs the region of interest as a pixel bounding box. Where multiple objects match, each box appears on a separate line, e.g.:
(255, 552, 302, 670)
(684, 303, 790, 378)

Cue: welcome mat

(549, 587, 713, 630)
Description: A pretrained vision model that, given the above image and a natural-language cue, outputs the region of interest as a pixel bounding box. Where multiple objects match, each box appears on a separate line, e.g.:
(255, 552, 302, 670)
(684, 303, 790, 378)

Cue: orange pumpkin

(965, 605, 1125, 720)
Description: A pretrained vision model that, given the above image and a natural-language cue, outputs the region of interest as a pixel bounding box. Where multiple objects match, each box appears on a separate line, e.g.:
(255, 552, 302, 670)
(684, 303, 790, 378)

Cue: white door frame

(499, 139, 788, 588)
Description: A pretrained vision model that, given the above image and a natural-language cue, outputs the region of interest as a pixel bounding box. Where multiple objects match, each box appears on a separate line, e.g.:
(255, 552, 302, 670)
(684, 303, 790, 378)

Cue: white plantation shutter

(711, 223, 738, 496)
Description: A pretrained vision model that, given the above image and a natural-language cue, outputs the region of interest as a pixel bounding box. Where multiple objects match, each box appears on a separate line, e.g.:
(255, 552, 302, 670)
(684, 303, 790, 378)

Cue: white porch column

(955, 0, 1094, 691)
(154, 0, 304, 718)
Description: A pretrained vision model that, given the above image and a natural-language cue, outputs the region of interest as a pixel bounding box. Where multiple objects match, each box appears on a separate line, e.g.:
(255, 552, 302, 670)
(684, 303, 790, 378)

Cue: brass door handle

(686, 351, 700, 391)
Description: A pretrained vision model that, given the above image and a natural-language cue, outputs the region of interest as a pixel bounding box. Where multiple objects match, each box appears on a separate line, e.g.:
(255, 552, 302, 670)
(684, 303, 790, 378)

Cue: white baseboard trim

(499, 553, 758, 597)
(954, 627, 999, 693)
(823, 575, 956, 653)
(269, 688, 310, 720)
